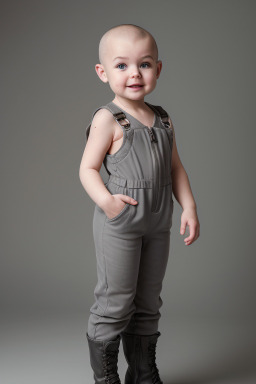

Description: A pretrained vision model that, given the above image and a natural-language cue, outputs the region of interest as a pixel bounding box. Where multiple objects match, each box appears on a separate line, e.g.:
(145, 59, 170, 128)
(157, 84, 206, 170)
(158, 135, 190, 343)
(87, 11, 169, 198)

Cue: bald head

(99, 24, 159, 66)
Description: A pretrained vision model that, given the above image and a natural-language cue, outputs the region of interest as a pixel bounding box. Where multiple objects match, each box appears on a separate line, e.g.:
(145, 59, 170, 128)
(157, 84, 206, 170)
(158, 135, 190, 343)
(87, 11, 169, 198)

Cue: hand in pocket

(104, 194, 138, 220)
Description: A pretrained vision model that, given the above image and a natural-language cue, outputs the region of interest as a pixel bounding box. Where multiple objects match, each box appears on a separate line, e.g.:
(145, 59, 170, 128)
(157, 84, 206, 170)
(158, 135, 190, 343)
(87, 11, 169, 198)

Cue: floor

(1, 313, 256, 384)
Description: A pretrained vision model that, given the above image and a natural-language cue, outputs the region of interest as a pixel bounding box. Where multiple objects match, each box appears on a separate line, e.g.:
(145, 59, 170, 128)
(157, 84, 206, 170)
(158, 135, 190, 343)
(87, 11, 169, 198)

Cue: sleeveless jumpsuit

(85, 101, 174, 341)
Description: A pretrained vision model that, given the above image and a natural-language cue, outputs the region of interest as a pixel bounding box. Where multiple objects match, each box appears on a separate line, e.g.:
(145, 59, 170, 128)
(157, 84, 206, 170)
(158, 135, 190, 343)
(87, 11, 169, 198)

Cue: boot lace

(148, 343, 163, 384)
(102, 350, 121, 384)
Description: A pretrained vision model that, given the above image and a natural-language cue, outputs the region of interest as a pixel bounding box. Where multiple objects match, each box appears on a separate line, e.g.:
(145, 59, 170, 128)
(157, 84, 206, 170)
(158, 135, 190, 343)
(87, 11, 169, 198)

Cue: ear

(95, 64, 108, 83)
(156, 60, 162, 79)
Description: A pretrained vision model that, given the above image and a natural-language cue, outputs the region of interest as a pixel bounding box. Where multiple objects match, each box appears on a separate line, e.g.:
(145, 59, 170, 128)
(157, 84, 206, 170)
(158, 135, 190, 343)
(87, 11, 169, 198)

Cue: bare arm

(79, 109, 137, 218)
(79, 109, 115, 209)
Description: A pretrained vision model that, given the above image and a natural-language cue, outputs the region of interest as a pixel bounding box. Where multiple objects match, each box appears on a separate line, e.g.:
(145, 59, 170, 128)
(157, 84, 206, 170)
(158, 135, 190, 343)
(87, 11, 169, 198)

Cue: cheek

(116, 76, 127, 88)
(145, 70, 156, 80)
(144, 73, 157, 87)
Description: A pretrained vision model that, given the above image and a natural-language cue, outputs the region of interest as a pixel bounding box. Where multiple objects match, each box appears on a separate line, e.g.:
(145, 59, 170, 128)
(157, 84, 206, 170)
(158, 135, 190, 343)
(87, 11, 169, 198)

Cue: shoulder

(91, 107, 115, 127)
(88, 107, 116, 139)
(149, 103, 174, 128)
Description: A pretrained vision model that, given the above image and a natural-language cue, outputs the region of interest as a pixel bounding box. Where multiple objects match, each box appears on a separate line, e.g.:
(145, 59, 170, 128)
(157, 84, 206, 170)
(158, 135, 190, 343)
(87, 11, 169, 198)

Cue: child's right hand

(103, 194, 138, 220)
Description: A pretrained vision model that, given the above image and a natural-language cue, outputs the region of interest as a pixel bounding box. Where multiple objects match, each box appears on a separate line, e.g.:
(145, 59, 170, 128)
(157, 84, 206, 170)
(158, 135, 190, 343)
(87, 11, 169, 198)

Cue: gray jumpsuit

(85, 101, 174, 341)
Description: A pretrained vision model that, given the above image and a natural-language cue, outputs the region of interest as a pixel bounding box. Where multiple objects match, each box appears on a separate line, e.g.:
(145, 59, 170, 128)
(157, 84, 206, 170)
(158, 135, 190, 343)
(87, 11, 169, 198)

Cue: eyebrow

(113, 55, 155, 62)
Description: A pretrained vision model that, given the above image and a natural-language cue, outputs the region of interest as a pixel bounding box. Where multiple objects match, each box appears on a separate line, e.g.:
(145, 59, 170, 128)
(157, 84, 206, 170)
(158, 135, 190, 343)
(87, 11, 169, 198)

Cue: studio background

(1, 1, 256, 383)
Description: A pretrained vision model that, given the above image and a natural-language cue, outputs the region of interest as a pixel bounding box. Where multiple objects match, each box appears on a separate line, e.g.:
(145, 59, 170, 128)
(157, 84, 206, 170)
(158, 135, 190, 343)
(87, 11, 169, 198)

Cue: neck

(112, 97, 147, 113)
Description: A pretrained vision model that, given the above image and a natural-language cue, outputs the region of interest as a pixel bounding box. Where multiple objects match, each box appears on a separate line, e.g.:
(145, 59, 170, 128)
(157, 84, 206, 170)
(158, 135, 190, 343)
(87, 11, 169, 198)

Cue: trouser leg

(123, 229, 171, 335)
(88, 221, 143, 341)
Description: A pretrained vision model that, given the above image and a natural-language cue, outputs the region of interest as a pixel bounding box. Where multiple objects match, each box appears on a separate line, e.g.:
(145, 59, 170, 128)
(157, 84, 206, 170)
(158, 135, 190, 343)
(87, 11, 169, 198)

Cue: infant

(79, 23, 200, 384)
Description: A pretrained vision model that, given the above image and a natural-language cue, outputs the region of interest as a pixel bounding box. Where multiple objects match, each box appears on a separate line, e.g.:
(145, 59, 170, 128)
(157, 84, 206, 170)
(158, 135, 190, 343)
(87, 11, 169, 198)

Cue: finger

(180, 221, 187, 235)
(123, 195, 138, 205)
(184, 223, 196, 242)
(187, 226, 200, 244)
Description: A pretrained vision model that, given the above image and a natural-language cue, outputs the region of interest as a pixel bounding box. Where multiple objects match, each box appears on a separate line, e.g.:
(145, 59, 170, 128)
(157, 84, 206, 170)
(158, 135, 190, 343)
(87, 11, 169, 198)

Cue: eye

(141, 62, 151, 68)
(116, 63, 126, 70)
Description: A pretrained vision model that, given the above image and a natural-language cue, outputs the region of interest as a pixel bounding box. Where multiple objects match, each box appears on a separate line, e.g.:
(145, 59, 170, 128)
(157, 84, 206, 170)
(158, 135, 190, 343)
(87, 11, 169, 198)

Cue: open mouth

(128, 85, 143, 88)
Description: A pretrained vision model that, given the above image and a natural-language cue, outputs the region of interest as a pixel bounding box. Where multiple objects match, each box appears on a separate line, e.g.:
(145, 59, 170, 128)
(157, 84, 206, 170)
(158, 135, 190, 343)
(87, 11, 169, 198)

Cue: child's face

(96, 35, 162, 102)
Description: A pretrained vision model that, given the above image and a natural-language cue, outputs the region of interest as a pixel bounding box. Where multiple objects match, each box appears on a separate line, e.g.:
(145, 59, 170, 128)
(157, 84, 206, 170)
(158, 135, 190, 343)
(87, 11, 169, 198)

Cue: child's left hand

(180, 207, 200, 246)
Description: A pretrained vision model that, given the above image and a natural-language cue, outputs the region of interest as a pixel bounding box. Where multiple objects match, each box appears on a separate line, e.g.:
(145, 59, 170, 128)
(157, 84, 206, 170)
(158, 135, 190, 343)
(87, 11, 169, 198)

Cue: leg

(120, 230, 170, 384)
(88, 210, 143, 341)
(124, 229, 171, 335)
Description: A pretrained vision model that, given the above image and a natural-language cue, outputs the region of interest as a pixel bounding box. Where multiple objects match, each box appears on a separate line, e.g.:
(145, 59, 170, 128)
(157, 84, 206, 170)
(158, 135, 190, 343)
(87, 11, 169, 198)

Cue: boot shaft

(121, 331, 163, 384)
(87, 333, 121, 384)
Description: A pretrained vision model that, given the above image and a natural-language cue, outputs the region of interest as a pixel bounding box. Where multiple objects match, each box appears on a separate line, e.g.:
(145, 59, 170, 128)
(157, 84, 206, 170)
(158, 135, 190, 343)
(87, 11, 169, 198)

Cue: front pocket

(106, 202, 130, 223)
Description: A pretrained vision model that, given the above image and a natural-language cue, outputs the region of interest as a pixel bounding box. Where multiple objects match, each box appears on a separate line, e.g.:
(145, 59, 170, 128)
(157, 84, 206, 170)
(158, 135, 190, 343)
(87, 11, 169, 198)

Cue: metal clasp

(113, 112, 130, 129)
(161, 116, 171, 128)
(147, 127, 158, 142)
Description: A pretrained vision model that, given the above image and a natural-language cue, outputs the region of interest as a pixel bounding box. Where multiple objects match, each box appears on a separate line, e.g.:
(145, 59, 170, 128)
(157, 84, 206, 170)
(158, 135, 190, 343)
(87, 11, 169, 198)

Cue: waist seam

(108, 175, 172, 189)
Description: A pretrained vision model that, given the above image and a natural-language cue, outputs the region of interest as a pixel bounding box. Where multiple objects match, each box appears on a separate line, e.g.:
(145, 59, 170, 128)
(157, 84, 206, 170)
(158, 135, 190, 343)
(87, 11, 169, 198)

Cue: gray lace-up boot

(86, 333, 122, 384)
(121, 331, 163, 384)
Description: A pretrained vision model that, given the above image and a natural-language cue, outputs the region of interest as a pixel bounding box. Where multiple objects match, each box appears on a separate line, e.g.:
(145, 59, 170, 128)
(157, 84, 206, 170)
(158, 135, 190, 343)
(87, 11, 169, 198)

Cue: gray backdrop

(1, 1, 256, 383)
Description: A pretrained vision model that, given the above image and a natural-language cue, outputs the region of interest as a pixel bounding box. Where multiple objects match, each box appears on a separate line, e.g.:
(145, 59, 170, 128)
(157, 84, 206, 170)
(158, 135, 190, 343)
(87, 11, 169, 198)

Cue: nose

(129, 66, 142, 78)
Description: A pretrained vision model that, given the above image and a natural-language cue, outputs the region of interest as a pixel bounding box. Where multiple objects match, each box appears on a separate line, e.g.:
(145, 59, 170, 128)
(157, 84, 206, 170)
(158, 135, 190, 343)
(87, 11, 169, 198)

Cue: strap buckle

(113, 112, 130, 129)
(160, 113, 171, 128)
(145, 102, 171, 129)
(162, 119, 171, 128)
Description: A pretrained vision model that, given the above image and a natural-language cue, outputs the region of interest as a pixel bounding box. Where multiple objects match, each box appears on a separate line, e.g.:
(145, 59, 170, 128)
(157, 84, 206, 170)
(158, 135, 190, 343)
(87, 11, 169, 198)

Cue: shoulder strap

(85, 104, 131, 145)
(105, 102, 131, 130)
(145, 102, 171, 128)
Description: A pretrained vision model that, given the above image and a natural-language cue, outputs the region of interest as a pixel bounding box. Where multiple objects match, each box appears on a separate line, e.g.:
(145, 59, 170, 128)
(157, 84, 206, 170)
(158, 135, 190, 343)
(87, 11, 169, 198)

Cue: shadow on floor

(163, 341, 256, 384)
